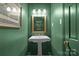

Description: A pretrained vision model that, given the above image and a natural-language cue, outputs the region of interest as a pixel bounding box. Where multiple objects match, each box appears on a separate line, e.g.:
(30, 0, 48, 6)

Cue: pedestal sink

(29, 35, 50, 56)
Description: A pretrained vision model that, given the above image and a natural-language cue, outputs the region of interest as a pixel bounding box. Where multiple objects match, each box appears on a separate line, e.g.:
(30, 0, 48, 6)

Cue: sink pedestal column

(38, 42, 42, 56)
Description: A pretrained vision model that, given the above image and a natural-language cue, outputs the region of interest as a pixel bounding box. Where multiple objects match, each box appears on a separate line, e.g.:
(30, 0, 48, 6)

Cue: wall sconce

(32, 9, 47, 17)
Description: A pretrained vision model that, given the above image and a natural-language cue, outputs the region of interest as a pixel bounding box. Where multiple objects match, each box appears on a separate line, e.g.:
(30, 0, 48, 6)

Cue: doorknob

(64, 40, 78, 56)
(64, 40, 71, 56)
(64, 40, 69, 48)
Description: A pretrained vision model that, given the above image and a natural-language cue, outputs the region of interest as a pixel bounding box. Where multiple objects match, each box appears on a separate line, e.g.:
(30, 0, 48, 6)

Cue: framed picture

(32, 16, 46, 33)
(0, 3, 21, 28)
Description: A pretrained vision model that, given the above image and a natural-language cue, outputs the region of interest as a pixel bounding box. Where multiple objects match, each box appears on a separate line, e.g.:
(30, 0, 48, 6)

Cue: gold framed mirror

(32, 16, 46, 35)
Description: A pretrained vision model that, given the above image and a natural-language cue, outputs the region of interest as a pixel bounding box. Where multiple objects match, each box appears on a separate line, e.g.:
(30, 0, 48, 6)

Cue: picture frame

(32, 16, 46, 33)
(0, 3, 21, 28)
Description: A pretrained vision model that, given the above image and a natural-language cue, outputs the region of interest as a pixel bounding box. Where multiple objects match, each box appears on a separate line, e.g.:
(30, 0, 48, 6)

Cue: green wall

(0, 4, 28, 56)
(51, 3, 64, 55)
(28, 3, 51, 37)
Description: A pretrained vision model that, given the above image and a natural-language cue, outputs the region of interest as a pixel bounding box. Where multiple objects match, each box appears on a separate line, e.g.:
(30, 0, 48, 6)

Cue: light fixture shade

(42, 9, 47, 16)
(32, 9, 37, 16)
(37, 9, 42, 17)
(37, 9, 41, 14)
(7, 7, 11, 12)
(32, 9, 36, 14)
(43, 9, 46, 13)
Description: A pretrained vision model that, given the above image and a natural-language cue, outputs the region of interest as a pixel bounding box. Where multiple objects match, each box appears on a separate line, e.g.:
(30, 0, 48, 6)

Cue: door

(64, 4, 78, 56)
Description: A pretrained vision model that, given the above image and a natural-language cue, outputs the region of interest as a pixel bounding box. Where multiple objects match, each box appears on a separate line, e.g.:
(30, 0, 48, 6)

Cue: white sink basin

(29, 35, 50, 56)
(29, 35, 50, 42)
